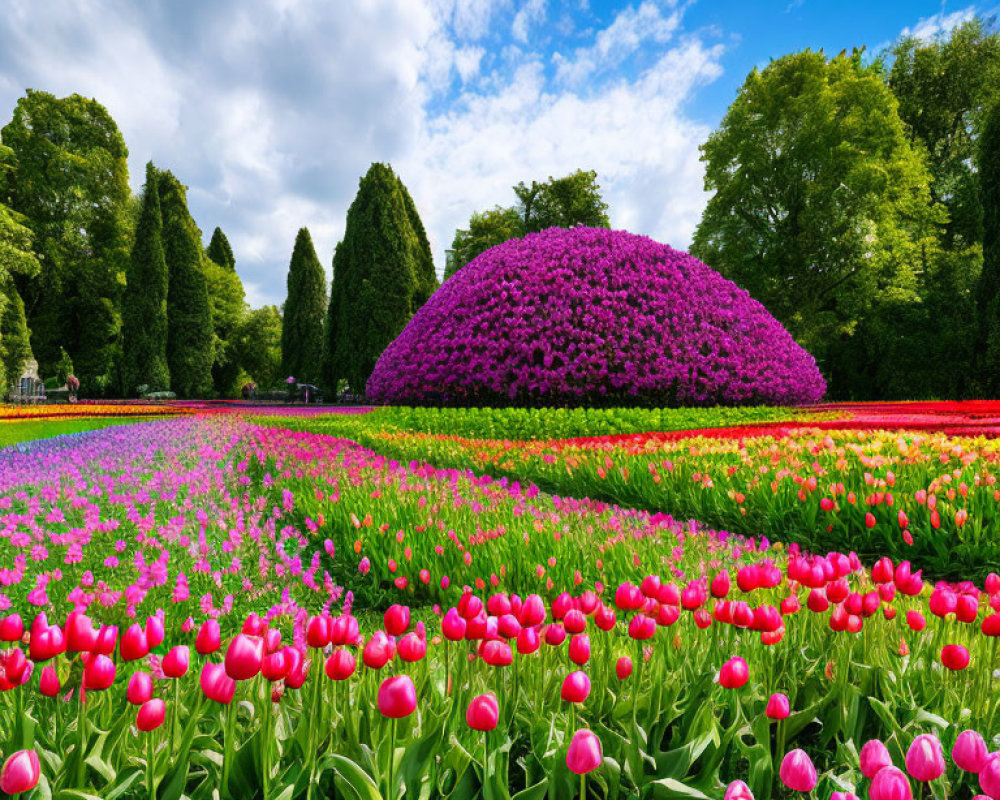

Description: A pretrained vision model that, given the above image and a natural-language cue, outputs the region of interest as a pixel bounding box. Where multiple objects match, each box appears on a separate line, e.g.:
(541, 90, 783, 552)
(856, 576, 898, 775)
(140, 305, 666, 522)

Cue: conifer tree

(324, 163, 430, 394)
(281, 227, 327, 385)
(120, 162, 170, 395)
(158, 171, 214, 398)
(206, 226, 236, 271)
(977, 100, 1000, 393)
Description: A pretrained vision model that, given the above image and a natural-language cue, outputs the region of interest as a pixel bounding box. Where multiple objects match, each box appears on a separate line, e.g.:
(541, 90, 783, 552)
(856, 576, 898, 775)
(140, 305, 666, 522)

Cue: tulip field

(2, 407, 1000, 799)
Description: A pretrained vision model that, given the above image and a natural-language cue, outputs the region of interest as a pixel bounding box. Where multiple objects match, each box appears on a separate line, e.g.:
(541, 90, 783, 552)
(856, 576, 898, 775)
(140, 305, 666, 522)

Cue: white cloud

(901, 6, 976, 40)
(512, 0, 547, 43)
(0, 0, 724, 306)
(553, 0, 683, 85)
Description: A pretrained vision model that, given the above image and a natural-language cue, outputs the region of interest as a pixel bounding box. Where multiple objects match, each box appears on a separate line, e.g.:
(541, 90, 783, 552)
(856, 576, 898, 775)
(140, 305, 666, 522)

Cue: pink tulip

(719, 656, 749, 689)
(466, 693, 499, 731)
(162, 645, 190, 678)
(39, 665, 60, 697)
(779, 749, 817, 792)
(870, 766, 913, 800)
(201, 662, 236, 705)
(196, 619, 221, 655)
(324, 650, 356, 681)
(724, 780, 754, 800)
(0, 613, 24, 642)
(953, 730, 988, 773)
(384, 604, 410, 636)
(120, 623, 149, 662)
(566, 729, 602, 775)
(860, 739, 893, 778)
(377, 675, 417, 718)
(128, 671, 154, 705)
(765, 693, 790, 720)
(616, 656, 633, 680)
(830, 793, 859, 800)
(83, 653, 116, 691)
(0, 749, 40, 794)
(979, 753, 1000, 798)
(905, 734, 945, 782)
(225, 634, 263, 680)
(137, 698, 166, 731)
(561, 671, 591, 704)
(568, 634, 590, 665)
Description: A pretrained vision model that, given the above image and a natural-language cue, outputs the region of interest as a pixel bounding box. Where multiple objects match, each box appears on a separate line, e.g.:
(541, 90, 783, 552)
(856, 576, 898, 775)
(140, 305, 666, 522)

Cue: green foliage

(121, 162, 170, 396)
(398, 181, 438, 307)
(447, 169, 611, 276)
(977, 99, 1000, 393)
(280, 228, 327, 385)
(0, 201, 39, 393)
(54, 346, 74, 386)
(324, 163, 430, 394)
(206, 226, 236, 271)
(446, 206, 523, 279)
(888, 18, 1000, 248)
(1, 90, 131, 395)
(202, 255, 246, 396)
(234, 305, 282, 389)
(158, 170, 214, 398)
(691, 50, 943, 399)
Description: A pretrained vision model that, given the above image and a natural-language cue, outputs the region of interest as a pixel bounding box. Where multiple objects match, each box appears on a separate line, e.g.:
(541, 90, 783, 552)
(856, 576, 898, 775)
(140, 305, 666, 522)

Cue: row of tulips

(2, 553, 1000, 799)
(277, 414, 1000, 580)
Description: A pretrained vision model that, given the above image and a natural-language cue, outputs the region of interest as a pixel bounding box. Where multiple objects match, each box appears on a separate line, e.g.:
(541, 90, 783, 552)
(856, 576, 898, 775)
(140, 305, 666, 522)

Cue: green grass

(0, 416, 148, 448)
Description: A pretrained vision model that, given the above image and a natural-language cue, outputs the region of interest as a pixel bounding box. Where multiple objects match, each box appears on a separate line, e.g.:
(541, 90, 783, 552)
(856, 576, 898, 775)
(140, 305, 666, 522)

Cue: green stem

(146, 730, 155, 800)
(76, 691, 88, 788)
(221, 699, 236, 797)
(388, 718, 397, 799)
(262, 682, 272, 800)
(580, 771, 586, 800)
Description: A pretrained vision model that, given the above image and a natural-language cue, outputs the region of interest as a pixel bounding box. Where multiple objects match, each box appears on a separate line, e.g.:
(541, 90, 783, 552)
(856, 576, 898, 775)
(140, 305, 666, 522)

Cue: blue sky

(0, 0, 994, 307)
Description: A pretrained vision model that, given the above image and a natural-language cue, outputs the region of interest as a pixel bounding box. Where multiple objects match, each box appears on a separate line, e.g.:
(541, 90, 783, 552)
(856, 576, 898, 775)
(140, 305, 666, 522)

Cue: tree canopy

(280, 227, 327, 385)
(446, 169, 610, 277)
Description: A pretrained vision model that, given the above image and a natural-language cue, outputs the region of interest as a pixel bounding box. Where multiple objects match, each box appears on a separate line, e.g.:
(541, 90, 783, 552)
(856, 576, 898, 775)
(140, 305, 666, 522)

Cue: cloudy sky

(0, 0, 993, 306)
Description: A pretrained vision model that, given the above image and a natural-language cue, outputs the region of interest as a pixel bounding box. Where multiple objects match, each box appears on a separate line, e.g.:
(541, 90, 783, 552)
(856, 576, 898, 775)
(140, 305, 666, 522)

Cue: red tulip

(325, 649, 356, 681)
(0, 613, 23, 642)
(466, 692, 499, 731)
(39, 665, 60, 697)
(563, 609, 586, 634)
(718, 656, 749, 689)
(905, 611, 925, 632)
(262, 650, 290, 682)
(383, 604, 410, 637)
(196, 619, 221, 655)
(264, 628, 282, 654)
(363, 632, 394, 669)
(128, 671, 154, 705)
(871, 766, 913, 800)
(519, 594, 546, 627)
(480, 639, 513, 667)
(66, 612, 97, 653)
(779, 749, 817, 792)
(225, 634, 264, 680)
(331, 615, 360, 646)
(982, 614, 1000, 636)
(561, 670, 591, 704)
(120, 623, 149, 662)
(765, 693, 790, 720)
(516, 626, 540, 655)
(83, 654, 116, 690)
(397, 632, 427, 663)
(566, 729, 602, 775)
(860, 739, 892, 778)
(377, 675, 416, 718)
(941, 644, 970, 671)
(163, 645, 190, 678)
(627, 614, 655, 640)
(568, 634, 590, 665)
(242, 613, 266, 636)
(905, 734, 945, 782)
(137, 698, 166, 731)
(94, 625, 118, 655)
(0, 749, 40, 795)
(616, 656, 633, 680)
(201, 662, 236, 704)
(952, 730, 988, 773)
(306, 615, 332, 648)
(594, 604, 617, 631)
(497, 613, 521, 640)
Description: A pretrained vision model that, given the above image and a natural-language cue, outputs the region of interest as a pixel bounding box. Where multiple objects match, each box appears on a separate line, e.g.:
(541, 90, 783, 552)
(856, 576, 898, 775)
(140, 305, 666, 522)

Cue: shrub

(367, 227, 826, 406)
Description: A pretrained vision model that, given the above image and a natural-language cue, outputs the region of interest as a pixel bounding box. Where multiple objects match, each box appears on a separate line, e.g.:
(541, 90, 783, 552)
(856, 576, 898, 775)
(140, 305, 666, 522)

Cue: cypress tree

(281, 227, 327, 385)
(158, 171, 215, 398)
(978, 100, 1000, 394)
(206, 226, 236, 271)
(120, 162, 170, 395)
(397, 180, 438, 308)
(324, 163, 432, 394)
(0, 275, 31, 395)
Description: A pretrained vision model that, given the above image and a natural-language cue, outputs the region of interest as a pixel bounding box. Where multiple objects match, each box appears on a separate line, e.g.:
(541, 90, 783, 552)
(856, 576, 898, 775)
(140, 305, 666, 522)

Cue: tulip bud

(466, 692, 499, 731)
(765, 693, 790, 720)
(952, 730, 988, 773)
(779, 749, 817, 793)
(566, 729, 602, 775)
(561, 670, 591, 704)
(871, 766, 913, 800)
(616, 656, 633, 680)
(905, 734, 945, 782)
(163, 645, 190, 678)
(39, 664, 60, 697)
(137, 698, 166, 732)
(860, 739, 893, 778)
(128, 671, 154, 705)
(718, 656, 749, 689)
(0, 749, 41, 795)
(377, 675, 416, 718)
(196, 618, 221, 655)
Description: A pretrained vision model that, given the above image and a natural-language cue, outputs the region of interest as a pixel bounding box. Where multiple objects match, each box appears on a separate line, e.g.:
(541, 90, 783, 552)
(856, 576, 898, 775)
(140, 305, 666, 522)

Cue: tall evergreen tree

(203, 256, 245, 396)
(206, 226, 236, 271)
(977, 100, 1000, 394)
(120, 162, 169, 395)
(397, 181, 438, 308)
(0, 192, 39, 394)
(158, 171, 214, 398)
(324, 163, 427, 394)
(281, 228, 327, 385)
(1, 90, 130, 394)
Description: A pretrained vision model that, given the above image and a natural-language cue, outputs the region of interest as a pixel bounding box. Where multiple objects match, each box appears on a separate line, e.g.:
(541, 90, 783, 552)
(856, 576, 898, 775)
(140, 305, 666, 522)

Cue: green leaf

(645, 777, 714, 799)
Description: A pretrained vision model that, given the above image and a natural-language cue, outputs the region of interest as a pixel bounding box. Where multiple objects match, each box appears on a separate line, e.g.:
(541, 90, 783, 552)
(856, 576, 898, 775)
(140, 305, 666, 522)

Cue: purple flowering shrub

(367, 227, 825, 405)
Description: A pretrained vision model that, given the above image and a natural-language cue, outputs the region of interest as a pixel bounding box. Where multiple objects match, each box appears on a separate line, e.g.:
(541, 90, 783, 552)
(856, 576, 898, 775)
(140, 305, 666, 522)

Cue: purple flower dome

(367, 227, 825, 406)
